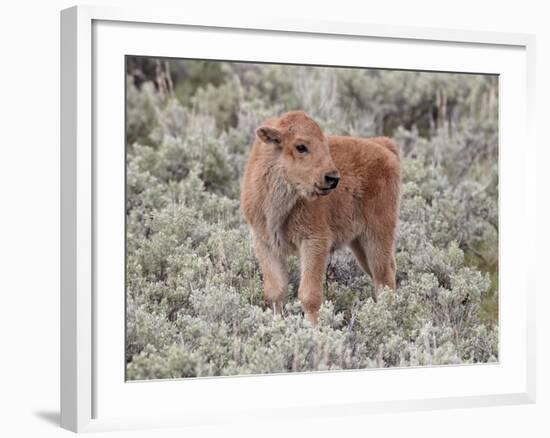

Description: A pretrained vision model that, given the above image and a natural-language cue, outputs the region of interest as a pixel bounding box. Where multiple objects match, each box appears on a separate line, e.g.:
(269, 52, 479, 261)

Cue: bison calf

(240, 111, 400, 325)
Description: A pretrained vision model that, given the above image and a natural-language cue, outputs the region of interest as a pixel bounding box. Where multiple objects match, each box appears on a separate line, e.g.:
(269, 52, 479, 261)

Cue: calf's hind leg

(362, 233, 396, 298)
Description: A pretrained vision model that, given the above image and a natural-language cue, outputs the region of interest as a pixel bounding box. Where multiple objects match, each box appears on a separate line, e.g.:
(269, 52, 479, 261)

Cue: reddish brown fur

(240, 111, 400, 325)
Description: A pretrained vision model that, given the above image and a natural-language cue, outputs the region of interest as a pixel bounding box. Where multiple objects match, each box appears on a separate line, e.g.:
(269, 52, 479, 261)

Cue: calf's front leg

(298, 239, 330, 325)
(253, 236, 288, 314)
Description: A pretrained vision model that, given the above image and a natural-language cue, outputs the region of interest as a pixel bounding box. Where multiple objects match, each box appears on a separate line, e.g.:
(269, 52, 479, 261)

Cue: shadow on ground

(34, 410, 59, 427)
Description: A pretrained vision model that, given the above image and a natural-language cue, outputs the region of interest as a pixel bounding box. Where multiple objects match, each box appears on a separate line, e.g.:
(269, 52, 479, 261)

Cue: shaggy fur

(240, 111, 400, 324)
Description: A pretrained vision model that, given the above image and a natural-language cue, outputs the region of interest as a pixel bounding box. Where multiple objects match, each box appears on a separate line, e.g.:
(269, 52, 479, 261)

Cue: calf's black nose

(324, 171, 340, 189)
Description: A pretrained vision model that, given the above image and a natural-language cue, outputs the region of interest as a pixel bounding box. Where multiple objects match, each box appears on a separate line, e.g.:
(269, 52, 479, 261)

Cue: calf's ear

(256, 126, 282, 147)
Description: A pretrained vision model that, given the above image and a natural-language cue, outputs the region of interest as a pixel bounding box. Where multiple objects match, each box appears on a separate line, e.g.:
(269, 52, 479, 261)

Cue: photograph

(125, 56, 499, 380)
(0, 0, 543, 435)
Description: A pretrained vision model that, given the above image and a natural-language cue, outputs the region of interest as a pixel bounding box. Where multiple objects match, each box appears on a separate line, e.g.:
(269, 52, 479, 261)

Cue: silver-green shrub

(125, 60, 498, 380)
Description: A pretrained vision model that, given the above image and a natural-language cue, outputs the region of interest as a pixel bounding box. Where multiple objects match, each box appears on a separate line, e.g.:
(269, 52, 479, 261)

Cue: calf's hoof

(266, 299, 284, 315)
(304, 310, 319, 326)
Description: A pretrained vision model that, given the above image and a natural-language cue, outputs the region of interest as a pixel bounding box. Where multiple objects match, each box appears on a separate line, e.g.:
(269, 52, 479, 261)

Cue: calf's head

(255, 111, 340, 198)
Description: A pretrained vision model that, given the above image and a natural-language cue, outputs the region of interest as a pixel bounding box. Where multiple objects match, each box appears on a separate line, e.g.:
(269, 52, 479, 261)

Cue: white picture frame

(60, 4, 537, 433)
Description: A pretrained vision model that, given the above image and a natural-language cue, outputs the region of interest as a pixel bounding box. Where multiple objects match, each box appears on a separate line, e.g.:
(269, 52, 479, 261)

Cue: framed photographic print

(60, 4, 536, 433)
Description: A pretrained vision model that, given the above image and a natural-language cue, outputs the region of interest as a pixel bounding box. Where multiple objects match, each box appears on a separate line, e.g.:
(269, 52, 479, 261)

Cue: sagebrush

(125, 59, 498, 380)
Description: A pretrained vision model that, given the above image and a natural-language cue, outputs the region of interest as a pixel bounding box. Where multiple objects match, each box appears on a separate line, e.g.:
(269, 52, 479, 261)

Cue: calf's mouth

(314, 184, 335, 196)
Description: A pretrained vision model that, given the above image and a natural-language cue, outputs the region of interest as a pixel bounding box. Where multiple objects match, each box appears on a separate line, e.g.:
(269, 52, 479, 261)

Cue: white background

(0, 0, 547, 437)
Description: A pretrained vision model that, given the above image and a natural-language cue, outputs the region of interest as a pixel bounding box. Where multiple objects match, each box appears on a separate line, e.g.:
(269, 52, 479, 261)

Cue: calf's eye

(295, 144, 308, 153)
